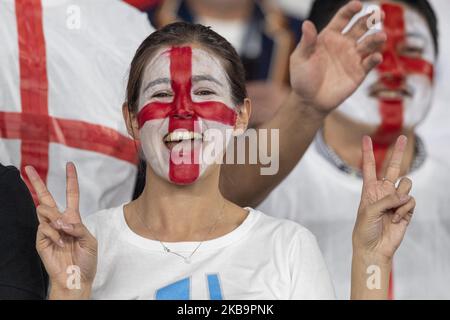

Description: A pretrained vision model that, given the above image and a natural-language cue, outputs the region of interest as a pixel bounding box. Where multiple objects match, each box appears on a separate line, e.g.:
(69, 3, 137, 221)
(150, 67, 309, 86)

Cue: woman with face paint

(24, 3, 414, 299)
(259, 0, 450, 299)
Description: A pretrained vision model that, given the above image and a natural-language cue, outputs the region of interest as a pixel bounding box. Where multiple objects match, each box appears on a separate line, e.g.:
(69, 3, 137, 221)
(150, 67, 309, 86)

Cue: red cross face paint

(338, 2, 435, 140)
(137, 46, 237, 185)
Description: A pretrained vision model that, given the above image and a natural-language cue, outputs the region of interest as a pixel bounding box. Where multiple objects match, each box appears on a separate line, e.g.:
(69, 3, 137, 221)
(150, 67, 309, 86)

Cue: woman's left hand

(353, 136, 416, 262)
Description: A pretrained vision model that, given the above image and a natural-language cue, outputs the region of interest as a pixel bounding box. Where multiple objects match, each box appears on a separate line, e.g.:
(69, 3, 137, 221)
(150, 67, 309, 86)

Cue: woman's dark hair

(126, 22, 247, 114)
(308, 0, 439, 55)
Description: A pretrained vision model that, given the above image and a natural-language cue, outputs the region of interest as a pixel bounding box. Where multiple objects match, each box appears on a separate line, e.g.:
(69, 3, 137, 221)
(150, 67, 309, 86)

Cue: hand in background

(290, 1, 386, 113)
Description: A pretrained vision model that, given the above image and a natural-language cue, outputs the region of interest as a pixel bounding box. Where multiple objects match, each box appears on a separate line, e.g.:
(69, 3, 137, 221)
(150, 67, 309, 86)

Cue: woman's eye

(398, 41, 425, 57)
(402, 47, 424, 57)
(195, 89, 215, 96)
(152, 91, 173, 98)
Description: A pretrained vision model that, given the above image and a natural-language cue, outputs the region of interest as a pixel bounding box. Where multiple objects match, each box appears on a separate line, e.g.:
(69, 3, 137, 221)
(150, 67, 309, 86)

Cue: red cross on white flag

(0, 0, 154, 215)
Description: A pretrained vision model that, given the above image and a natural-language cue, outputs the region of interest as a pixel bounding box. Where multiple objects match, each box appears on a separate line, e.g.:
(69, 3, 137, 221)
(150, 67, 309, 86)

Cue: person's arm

(221, 92, 326, 206)
(351, 136, 416, 299)
(221, 1, 387, 207)
(0, 165, 47, 300)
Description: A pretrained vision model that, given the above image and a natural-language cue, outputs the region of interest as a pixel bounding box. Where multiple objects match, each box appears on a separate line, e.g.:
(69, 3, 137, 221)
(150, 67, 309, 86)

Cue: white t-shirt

(84, 205, 335, 300)
(259, 142, 450, 300)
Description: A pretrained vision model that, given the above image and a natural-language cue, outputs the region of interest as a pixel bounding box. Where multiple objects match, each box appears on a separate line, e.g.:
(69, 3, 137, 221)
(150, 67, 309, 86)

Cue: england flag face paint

(338, 1, 436, 143)
(137, 46, 237, 185)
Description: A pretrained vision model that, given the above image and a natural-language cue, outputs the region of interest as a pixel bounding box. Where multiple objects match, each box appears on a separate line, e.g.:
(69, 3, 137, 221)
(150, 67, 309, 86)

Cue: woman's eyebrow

(192, 75, 223, 86)
(143, 77, 171, 93)
(143, 75, 223, 93)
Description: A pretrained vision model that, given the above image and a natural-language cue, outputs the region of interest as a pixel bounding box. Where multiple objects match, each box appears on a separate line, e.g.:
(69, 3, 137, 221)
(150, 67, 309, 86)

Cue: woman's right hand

(25, 163, 97, 299)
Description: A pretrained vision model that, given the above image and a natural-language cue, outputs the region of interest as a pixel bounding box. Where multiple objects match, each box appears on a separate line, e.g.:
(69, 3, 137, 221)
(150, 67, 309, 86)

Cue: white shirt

(276, 0, 314, 18)
(197, 17, 247, 54)
(84, 205, 335, 300)
(259, 142, 450, 299)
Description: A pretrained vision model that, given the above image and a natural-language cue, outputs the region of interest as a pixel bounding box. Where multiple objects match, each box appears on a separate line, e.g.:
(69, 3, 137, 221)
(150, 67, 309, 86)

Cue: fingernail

(62, 223, 73, 231)
(58, 239, 65, 248)
(398, 135, 408, 149)
(56, 219, 64, 228)
(400, 195, 410, 202)
(392, 214, 401, 223)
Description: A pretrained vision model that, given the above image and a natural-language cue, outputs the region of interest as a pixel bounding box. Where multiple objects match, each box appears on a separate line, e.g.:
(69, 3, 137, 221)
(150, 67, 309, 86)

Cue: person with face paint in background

(259, 0, 450, 299)
(24, 2, 417, 299)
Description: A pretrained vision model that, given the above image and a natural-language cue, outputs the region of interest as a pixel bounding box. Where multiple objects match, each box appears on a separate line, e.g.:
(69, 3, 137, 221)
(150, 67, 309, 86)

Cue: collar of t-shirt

(118, 205, 260, 254)
(314, 129, 427, 178)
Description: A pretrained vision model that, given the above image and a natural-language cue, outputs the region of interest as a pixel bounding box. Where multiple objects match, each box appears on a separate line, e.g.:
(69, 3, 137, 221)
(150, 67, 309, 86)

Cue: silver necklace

(135, 200, 225, 264)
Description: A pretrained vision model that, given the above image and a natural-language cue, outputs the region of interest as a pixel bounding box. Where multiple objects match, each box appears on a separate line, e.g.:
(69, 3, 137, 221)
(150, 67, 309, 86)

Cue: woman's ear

(234, 98, 252, 136)
(122, 102, 140, 140)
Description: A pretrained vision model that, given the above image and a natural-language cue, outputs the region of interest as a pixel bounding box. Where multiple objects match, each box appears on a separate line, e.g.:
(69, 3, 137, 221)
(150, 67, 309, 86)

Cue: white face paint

(137, 46, 237, 185)
(337, 2, 436, 129)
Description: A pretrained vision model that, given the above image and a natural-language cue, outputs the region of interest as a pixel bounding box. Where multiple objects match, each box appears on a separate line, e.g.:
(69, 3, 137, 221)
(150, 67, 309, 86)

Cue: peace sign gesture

(25, 163, 97, 299)
(353, 136, 416, 262)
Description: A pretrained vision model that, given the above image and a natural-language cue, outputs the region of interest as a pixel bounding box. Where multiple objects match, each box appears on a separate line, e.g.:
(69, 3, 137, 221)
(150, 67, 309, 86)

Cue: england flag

(0, 0, 154, 216)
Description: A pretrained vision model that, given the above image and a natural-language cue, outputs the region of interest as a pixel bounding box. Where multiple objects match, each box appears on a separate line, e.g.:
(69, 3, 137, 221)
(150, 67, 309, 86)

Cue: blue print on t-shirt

(156, 274, 223, 300)
(156, 278, 190, 300)
(207, 274, 223, 300)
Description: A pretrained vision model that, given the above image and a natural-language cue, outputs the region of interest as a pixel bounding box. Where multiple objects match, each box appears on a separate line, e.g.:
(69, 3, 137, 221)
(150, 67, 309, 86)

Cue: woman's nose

(173, 95, 195, 119)
(379, 50, 406, 80)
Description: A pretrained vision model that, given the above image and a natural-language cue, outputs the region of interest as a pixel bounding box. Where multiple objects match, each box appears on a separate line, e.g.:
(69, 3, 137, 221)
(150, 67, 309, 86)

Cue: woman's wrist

(49, 282, 92, 300)
(351, 250, 392, 300)
(352, 247, 393, 267)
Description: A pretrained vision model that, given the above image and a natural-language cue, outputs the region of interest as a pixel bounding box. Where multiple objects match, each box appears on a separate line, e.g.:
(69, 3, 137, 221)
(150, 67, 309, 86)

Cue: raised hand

(353, 136, 416, 261)
(290, 1, 387, 113)
(25, 163, 97, 299)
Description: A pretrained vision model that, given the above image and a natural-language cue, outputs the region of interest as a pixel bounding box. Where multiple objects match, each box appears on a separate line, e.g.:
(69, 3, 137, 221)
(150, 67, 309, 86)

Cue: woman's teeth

(370, 88, 412, 100)
(376, 90, 406, 99)
(163, 131, 203, 143)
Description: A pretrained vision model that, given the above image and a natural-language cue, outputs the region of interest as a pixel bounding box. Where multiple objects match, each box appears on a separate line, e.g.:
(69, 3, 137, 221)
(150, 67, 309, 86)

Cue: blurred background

(1, 0, 449, 300)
